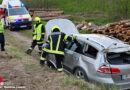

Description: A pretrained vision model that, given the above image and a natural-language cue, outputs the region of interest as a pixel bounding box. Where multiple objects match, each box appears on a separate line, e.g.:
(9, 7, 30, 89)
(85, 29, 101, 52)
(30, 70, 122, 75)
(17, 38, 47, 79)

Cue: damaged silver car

(45, 19, 130, 89)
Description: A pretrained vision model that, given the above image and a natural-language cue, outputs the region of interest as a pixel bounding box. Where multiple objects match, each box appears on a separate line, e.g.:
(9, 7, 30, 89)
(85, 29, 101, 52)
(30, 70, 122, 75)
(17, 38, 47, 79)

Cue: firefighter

(26, 17, 45, 55)
(40, 26, 74, 72)
(0, 13, 5, 51)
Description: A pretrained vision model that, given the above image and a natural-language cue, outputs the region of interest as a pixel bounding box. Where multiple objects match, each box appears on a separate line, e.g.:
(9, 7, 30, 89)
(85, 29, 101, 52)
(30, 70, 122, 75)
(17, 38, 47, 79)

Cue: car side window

(74, 41, 84, 54)
(84, 45, 98, 59)
(65, 41, 74, 49)
(65, 40, 85, 54)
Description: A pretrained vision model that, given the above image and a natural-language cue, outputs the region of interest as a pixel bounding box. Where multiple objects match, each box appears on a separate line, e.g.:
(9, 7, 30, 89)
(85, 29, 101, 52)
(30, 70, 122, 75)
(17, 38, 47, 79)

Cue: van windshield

(9, 7, 28, 16)
(107, 52, 130, 64)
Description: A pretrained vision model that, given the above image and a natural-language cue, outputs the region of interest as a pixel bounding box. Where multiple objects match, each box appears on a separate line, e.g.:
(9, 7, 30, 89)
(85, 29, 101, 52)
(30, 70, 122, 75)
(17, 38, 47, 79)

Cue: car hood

(45, 19, 79, 38)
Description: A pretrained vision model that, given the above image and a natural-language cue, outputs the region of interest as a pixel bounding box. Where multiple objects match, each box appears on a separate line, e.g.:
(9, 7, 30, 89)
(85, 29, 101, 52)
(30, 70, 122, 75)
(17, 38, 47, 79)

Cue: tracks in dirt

(2, 29, 77, 90)
(6, 30, 40, 60)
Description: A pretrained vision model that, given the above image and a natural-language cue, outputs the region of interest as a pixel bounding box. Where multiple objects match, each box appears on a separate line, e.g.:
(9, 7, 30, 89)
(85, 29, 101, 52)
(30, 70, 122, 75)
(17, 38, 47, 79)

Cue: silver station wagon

(45, 19, 130, 89)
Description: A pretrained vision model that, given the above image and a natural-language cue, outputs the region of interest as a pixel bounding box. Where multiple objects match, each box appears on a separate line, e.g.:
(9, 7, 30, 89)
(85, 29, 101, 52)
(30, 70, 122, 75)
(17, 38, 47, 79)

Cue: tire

(28, 26, 32, 29)
(74, 68, 89, 81)
(9, 26, 14, 31)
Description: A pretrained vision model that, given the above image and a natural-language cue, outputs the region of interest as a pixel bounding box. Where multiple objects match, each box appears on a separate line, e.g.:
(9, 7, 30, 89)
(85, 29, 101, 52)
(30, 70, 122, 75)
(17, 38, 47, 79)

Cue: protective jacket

(33, 23, 45, 42)
(43, 27, 73, 55)
(0, 20, 4, 33)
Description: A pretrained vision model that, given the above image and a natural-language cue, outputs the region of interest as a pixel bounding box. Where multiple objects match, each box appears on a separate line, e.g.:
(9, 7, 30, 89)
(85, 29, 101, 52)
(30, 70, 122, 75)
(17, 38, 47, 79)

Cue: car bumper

(10, 21, 32, 29)
(90, 75, 130, 89)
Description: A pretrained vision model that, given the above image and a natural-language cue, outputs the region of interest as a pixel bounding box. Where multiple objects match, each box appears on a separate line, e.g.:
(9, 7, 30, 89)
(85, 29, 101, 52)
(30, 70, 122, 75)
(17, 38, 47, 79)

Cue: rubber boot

(25, 49, 32, 55)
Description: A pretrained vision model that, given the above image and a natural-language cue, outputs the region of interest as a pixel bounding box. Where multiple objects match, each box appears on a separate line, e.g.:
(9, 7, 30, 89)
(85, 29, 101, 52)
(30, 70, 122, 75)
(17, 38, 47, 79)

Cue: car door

(64, 40, 85, 71)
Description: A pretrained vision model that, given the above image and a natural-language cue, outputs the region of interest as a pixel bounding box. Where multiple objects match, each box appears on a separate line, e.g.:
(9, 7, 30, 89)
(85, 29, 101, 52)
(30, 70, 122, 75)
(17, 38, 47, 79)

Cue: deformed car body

(45, 19, 130, 89)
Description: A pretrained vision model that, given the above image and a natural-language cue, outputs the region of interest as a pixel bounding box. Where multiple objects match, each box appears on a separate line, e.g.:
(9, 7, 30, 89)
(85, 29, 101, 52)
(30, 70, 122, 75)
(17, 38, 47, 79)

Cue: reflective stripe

(46, 40, 50, 43)
(57, 68, 63, 72)
(29, 48, 33, 50)
(50, 36, 53, 50)
(37, 41, 43, 44)
(37, 33, 44, 35)
(43, 48, 64, 55)
(37, 33, 42, 35)
(56, 35, 61, 51)
(40, 57, 46, 61)
(51, 32, 61, 35)
(64, 35, 68, 40)
(72, 37, 74, 41)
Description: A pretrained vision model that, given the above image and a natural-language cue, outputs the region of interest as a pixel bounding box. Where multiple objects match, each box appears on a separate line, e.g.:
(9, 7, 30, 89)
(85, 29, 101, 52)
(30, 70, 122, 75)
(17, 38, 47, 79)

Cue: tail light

(97, 65, 120, 74)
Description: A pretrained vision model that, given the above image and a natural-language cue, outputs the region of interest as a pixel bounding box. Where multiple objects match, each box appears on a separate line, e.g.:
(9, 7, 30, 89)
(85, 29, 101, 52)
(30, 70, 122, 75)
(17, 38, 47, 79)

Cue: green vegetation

(62, 75, 117, 90)
(21, 0, 130, 25)
(0, 0, 129, 25)
(19, 29, 32, 38)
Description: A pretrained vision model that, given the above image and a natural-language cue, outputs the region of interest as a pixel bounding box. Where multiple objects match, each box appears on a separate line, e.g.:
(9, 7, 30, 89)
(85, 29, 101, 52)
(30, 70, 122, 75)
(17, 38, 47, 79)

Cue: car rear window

(107, 52, 130, 64)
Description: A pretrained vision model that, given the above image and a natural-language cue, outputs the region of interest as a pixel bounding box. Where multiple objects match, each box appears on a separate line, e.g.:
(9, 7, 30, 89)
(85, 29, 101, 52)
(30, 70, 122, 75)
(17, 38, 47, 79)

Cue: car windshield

(107, 52, 130, 64)
(9, 7, 28, 16)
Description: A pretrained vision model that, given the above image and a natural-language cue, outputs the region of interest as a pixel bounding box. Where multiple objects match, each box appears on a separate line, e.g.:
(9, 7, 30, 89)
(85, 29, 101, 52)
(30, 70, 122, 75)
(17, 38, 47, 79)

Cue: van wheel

(74, 68, 89, 81)
(28, 26, 32, 29)
(9, 26, 13, 31)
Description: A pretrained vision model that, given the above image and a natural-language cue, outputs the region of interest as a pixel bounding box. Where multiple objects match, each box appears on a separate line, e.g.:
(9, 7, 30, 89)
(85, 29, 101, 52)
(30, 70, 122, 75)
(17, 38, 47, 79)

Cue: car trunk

(107, 52, 130, 89)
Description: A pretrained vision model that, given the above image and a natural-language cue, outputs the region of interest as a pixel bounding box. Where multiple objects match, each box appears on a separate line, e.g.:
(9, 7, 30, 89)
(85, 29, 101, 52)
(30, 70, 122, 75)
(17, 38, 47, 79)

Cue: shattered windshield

(9, 7, 28, 16)
(107, 52, 130, 64)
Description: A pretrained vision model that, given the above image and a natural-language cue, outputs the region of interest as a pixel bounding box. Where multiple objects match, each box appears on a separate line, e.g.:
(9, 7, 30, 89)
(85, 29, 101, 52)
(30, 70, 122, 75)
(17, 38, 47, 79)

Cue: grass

(21, 0, 130, 21)
(79, 30, 91, 34)
(62, 75, 117, 90)
(8, 47, 22, 59)
(19, 29, 32, 38)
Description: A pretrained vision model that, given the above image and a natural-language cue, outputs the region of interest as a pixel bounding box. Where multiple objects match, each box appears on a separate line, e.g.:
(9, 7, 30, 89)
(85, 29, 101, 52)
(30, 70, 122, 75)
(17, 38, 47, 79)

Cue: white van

(1, 0, 32, 30)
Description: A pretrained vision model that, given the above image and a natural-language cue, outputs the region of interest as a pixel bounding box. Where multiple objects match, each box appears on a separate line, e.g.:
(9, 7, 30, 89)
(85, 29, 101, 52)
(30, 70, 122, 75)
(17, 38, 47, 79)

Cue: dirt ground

(0, 30, 82, 90)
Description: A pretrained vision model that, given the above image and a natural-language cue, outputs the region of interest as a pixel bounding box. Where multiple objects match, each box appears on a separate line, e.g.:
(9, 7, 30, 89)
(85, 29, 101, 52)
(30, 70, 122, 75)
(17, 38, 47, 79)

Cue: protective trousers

(40, 51, 64, 72)
(30, 40, 43, 53)
(0, 33, 5, 51)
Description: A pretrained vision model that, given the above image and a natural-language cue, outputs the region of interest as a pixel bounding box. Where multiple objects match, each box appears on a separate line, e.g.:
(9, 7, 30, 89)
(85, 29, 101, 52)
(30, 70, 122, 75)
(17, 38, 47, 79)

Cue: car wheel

(74, 68, 89, 81)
